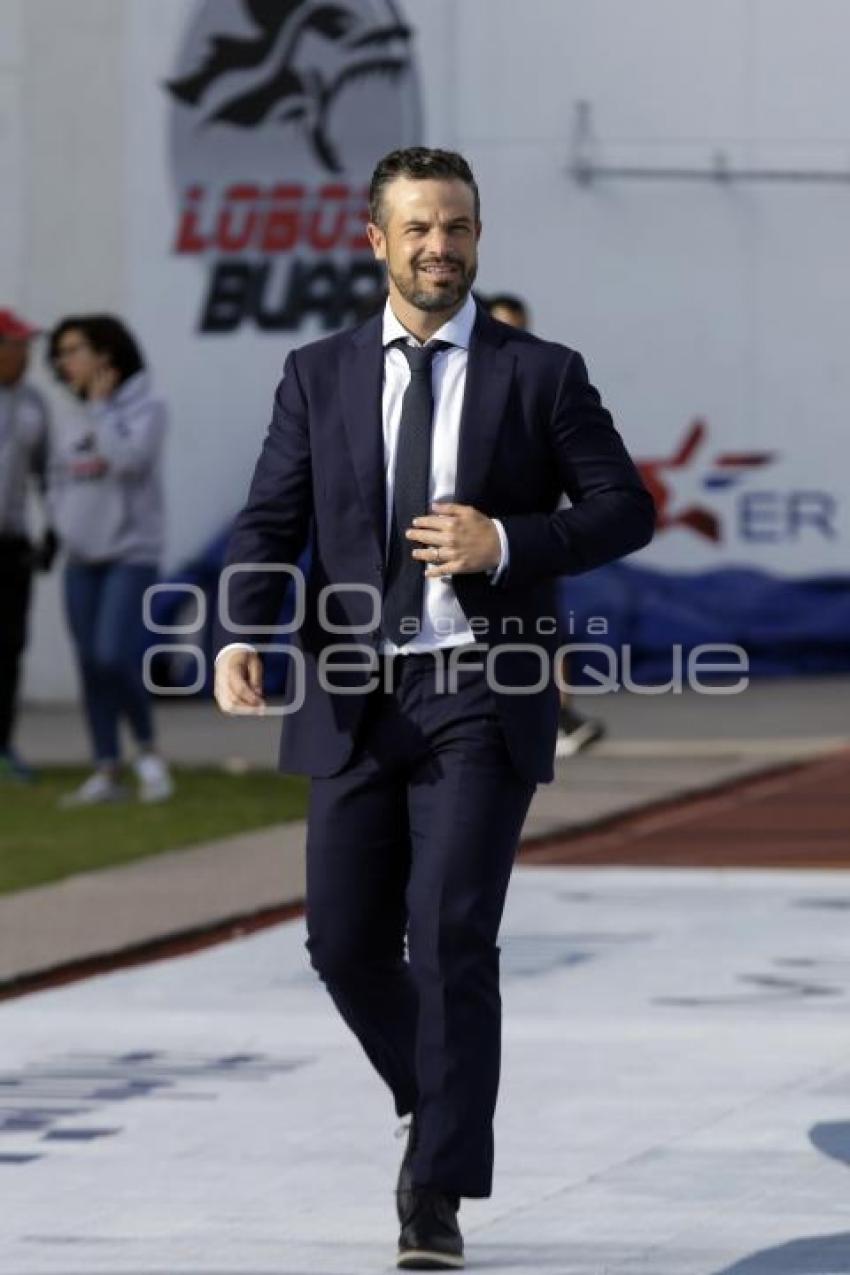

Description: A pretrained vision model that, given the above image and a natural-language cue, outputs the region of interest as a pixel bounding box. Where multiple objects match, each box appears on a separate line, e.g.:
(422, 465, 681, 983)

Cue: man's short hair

(486, 293, 529, 325)
(369, 147, 480, 228)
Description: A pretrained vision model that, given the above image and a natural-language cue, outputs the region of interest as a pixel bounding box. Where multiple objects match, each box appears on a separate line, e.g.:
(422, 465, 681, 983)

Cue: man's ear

(366, 221, 387, 261)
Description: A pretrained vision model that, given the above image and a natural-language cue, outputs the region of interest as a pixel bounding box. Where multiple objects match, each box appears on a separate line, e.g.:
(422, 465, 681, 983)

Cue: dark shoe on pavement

(396, 1115, 417, 1224)
(397, 1186, 464, 1270)
(555, 707, 606, 758)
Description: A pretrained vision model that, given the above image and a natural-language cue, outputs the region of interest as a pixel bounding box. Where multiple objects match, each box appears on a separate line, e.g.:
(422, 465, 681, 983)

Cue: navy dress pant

(305, 652, 536, 1199)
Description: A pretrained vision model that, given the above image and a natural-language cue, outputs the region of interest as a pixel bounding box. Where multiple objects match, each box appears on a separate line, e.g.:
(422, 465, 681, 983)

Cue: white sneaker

(133, 754, 175, 804)
(60, 770, 128, 808)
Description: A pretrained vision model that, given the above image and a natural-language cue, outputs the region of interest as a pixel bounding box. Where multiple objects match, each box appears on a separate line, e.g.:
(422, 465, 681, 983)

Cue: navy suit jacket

(218, 302, 655, 783)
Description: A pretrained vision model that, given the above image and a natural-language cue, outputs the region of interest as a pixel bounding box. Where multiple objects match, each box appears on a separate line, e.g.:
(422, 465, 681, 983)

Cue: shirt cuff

(489, 518, 509, 584)
(215, 642, 257, 666)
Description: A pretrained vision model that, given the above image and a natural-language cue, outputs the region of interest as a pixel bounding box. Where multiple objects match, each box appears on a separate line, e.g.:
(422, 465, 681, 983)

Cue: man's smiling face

(368, 176, 480, 314)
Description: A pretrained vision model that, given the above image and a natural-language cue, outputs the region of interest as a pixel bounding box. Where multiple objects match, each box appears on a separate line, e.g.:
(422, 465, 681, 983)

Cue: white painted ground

(2, 866, 850, 1274)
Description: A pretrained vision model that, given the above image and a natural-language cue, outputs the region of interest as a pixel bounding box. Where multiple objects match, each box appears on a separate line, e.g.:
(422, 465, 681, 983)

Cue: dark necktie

(382, 339, 450, 647)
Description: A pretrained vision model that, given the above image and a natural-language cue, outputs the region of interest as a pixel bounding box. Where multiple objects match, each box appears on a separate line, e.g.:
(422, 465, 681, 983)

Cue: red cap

(0, 309, 41, 341)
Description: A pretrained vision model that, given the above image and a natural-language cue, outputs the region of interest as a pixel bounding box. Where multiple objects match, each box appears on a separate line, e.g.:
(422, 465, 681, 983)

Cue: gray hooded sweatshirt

(50, 371, 166, 565)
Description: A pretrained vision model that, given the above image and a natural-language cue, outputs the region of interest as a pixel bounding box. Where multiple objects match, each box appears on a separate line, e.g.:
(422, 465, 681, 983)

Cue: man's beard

(388, 256, 478, 312)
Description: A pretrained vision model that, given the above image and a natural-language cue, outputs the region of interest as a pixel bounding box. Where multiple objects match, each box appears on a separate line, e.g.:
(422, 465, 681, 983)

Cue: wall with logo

(10, 0, 850, 700)
(4, 0, 128, 701)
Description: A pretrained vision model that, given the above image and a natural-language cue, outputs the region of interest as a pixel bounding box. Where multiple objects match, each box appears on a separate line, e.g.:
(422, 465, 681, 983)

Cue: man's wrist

(215, 642, 257, 666)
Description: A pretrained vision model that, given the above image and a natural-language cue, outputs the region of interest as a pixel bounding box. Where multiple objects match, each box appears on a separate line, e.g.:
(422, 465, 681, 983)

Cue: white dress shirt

(380, 292, 507, 653)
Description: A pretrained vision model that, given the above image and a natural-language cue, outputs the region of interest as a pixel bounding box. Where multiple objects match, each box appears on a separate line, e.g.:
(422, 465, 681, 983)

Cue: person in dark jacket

(483, 292, 608, 756)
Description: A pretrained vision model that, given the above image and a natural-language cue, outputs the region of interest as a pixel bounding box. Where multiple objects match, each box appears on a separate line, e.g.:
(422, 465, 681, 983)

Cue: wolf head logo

(166, 0, 414, 174)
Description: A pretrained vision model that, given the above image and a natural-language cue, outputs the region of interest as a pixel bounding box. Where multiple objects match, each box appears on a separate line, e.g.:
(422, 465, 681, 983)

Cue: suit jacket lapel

(455, 306, 515, 505)
(340, 316, 386, 557)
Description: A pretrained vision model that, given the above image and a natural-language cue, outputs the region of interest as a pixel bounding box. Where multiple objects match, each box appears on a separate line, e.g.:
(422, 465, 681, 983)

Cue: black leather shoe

(395, 1116, 417, 1224)
(397, 1186, 464, 1270)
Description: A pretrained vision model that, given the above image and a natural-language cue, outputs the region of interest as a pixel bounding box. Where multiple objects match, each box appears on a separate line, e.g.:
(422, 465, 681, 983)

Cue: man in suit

(215, 146, 655, 1269)
(482, 292, 608, 759)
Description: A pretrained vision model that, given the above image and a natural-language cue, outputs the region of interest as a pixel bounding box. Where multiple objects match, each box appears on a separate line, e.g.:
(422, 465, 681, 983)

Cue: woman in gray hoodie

(48, 315, 173, 805)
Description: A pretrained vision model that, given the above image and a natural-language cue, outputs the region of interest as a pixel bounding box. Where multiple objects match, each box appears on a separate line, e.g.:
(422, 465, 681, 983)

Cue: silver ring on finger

(432, 546, 440, 563)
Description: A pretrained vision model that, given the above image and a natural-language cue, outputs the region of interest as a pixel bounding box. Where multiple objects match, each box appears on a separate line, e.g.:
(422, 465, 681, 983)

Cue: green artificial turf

(0, 767, 308, 896)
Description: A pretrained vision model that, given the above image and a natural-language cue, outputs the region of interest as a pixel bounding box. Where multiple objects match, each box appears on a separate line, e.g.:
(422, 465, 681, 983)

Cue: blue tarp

(560, 563, 850, 680)
(147, 525, 850, 691)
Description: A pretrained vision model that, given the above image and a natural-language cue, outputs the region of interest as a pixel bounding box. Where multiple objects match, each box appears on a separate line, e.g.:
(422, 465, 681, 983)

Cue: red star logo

(638, 419, 776, 542)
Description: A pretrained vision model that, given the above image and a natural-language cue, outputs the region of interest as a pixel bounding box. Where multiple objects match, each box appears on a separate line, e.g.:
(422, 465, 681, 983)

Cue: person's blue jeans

(64, 561, 158, 764)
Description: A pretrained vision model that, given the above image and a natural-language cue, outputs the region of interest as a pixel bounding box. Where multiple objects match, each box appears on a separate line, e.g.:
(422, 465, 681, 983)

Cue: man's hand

(89, 365, 120, 401)
(214, 648, 266, 714)
(406, 503, 501, 578)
